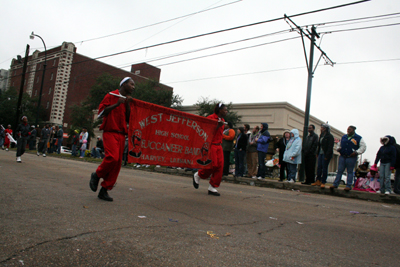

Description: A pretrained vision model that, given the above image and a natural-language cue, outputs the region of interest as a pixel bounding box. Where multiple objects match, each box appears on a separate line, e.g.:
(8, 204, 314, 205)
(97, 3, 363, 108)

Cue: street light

(30, 31, 47, 128)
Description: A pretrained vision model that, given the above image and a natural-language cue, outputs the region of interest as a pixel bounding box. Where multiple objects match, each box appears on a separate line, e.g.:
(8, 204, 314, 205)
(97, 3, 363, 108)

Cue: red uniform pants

(198, 144, 224, 188)
(96, 132, 125, 190)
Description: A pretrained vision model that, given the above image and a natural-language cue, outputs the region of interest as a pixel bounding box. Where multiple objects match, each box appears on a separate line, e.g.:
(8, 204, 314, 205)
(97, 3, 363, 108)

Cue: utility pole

(284, 15, 335, 182)
(14, 44, 30, 135)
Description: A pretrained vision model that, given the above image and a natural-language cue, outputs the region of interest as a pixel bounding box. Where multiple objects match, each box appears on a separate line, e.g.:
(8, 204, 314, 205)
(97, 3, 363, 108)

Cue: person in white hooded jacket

(283, 129, 302, 183)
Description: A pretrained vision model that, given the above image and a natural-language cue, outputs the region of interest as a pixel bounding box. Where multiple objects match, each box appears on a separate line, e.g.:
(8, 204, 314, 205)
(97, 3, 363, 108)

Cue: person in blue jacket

(283, 129, 302, 183)
(256, 123, 271, 180)
(372, 135, 396, 195)
(331, 125, 366, 191)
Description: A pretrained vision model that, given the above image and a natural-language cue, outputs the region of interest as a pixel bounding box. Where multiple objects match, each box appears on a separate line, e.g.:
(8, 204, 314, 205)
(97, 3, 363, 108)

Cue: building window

(53, 59, 56, 66)
(35, 90, 37, 96)
(46, 102, 49, 109)
(49, 87, 52, 94)
(50, 73, 53, 80)
(36, 76, 39, 83)
(38, 64, 41, 70)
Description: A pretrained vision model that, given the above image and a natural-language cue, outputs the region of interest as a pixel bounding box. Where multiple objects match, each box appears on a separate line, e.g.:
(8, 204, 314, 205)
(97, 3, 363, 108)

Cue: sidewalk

(21, 149, 400, 204)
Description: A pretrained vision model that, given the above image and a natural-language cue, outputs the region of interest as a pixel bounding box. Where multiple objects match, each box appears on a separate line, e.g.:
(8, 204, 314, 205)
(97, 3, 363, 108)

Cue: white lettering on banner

(138, 113, 164, 129)
(170, 132, 189, 140)
(155, 130, 169, 137)
(140, 154, 166, 162)
(170, 158, 193, 165)
(166, 114, 208, 142)
(141, 139, 183, 153)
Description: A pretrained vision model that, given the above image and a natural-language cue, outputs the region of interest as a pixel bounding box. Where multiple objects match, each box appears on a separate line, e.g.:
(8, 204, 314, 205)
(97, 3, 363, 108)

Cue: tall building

(8, 42, 172, 129)
(0, 69, 9, 92)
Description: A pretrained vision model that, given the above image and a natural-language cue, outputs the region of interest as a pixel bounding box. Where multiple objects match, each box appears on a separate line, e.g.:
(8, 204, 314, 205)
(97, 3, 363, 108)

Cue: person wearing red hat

(89, 77, 135, 201)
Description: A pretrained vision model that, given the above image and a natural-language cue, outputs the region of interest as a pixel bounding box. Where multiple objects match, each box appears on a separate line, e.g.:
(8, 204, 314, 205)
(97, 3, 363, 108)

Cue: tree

(195, 97, 241, 126)
(0, 88, 46, 128)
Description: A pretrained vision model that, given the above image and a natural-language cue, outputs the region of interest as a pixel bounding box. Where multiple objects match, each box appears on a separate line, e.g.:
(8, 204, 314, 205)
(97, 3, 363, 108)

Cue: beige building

(181, 102, 346, 172)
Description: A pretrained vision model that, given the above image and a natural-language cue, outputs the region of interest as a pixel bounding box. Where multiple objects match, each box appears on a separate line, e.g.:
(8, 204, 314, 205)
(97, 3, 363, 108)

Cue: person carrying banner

(90, 77, 135, 202)
(16, 116, 31, 163)
(4, 124, 13, 151)
(193, 103, 227, 196)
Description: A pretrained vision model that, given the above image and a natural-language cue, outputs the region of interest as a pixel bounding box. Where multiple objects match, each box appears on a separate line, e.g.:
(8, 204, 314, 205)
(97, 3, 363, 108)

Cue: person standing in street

(0, 125, 5, 149)
(193, 103, 227, 196)
(371, 135, 396, 195)
(90, 77, 135, 202)
(222, 122, 235, 176)
(302, 125, 319, 185)
(56, 125, 64, 154)
(312, 124, 334, 188)
(283, 129, 302, 183)
(71, 129, 80, 157)
(29, 126, 37, 150)
(37, 124, 50, 157)
(330, 126, 366, 191)
(15, 116, 31, 163)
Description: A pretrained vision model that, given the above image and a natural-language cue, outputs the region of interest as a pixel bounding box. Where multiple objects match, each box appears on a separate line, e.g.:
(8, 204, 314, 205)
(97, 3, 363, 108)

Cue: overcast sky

(1, 0, 400, 164)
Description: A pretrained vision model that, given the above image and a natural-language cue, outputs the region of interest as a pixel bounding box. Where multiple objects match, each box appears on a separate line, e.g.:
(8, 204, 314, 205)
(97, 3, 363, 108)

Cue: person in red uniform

(4, 124, 13, 151)
(192, 103, 228, 196)
(90, 77, 135, 202)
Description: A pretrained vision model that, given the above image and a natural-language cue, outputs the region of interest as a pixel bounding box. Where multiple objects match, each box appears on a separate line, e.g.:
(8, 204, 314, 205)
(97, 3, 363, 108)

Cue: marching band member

(193, 103, 227, 196)
(89, 77, 135, 202)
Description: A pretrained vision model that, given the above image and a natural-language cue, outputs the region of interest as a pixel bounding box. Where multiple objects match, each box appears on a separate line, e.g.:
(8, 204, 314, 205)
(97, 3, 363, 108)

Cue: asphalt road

(1, 150, 399, 267)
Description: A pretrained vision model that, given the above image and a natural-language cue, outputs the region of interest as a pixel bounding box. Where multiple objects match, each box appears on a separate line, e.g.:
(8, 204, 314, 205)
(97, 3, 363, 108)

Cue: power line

(320, 22, 400, 34)
(2, 0, 372, 82)
(72, 0, 243, 44)
(164, 58, 400, 84)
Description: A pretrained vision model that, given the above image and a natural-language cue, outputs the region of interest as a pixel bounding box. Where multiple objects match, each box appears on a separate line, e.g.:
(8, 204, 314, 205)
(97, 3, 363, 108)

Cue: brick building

(0, 69, 9, 92)
(7, 42, 172, 129)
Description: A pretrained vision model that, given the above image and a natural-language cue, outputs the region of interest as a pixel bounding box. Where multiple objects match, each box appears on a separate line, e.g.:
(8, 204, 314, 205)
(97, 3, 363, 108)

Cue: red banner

(128, 99, 218, 168)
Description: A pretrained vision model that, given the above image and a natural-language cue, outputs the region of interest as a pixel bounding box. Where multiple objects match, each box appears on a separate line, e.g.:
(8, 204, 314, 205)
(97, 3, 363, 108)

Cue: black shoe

(208, 190, 220, 196)
(90, 172, 100, 192)
(98, 187, 113, 201)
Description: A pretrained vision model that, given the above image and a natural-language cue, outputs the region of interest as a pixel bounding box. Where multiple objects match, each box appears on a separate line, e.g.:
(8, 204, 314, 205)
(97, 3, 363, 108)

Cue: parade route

(1, 150, 399, 266)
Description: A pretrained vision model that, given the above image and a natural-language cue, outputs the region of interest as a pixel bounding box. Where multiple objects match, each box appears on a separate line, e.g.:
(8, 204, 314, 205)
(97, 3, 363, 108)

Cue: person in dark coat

(372, 135, 396, 195)
(234, 127, 248, 177)
(256, 123, 271, 180)
(312, 124, 334, 188)
(15, 116, 31, 163)
(276, 130, 290, 181)
(392, 137, 400, 195)
(302, 125, 319, 184)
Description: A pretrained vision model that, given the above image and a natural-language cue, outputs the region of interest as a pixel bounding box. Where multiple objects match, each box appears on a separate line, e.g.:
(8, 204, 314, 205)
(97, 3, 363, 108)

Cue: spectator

(222, 122, 235, 176)
(71, 129, 80, 157)
(355, 160, 370, 178)
(0, 125, 4, 149)
(79, 127, 89, 149)
(48, 126, 56, 153)
(276, 130, 290, 182)
(372, 135, 396, 195)
(28, 126, 37, 150)
(283, 129, 302, 183)
(366, 164, 380, 192)
(91, 136, 104, 159)
(243, 124, 251, 176)
(247, 125, 259, 178)
(302, 124, 318, 185)
(393, 137, 400, 195)
(234, 127, 248, 177)
(15, 116, 31, 163)
(330, 125, 366, 191)
(37, 124, 50, 157)
(80, 139, 87, 158)
(256, 123, 271, 180)
(56, 125, 64, 154)
(312, 124, 334, 188)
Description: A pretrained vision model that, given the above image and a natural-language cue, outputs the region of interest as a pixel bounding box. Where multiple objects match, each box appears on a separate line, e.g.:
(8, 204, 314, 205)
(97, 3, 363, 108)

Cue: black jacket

(16, 123, 31, 138)
(235, 133, 248, 151)
(303, 131, 318, 155)
(317, 132, 334, 159)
